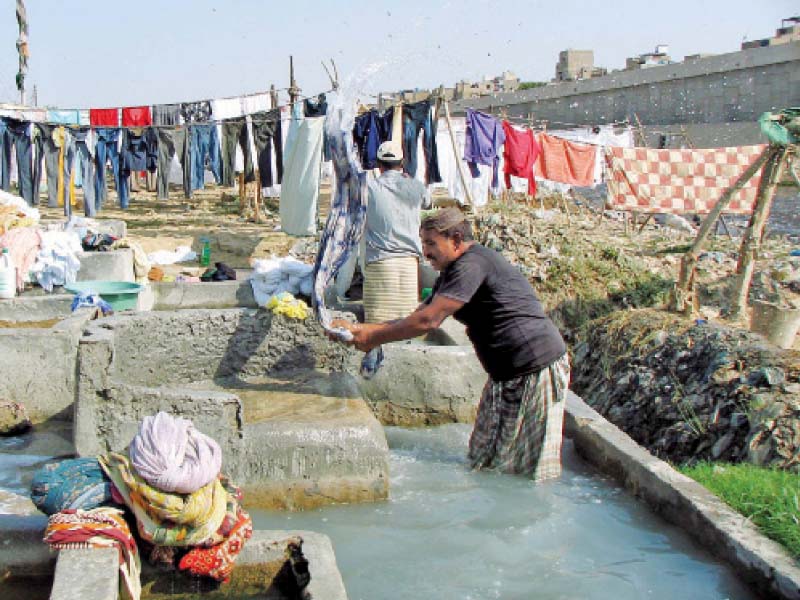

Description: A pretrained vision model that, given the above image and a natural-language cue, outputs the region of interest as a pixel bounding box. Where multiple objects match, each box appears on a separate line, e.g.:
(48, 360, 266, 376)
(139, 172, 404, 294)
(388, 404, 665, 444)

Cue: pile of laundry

(249, 256, 313, 306)
(0, 189, 39, 234)
(31, 412, 252, 599)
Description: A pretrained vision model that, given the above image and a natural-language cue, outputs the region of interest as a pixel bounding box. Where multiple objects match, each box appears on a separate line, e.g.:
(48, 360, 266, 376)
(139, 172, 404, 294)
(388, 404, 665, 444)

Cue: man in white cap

(359, 140, 431, 335)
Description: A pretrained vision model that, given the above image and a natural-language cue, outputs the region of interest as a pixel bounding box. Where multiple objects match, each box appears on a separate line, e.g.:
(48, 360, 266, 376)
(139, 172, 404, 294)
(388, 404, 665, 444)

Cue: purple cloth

(464, 109, 506, 189)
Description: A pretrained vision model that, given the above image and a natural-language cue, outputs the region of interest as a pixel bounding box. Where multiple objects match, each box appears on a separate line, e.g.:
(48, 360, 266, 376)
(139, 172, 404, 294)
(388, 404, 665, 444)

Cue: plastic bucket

(0, 267, 15, 299)
(750, 300, 800, 349)
(64, 280, 143, 311)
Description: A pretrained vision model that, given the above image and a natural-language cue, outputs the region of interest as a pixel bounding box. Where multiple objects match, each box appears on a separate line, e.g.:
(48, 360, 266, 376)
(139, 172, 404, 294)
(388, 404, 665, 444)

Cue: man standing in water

(332, 207, 570, 481)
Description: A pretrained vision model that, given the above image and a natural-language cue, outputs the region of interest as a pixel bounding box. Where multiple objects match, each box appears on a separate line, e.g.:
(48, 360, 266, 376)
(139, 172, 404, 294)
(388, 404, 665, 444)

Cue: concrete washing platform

(75, 309, 389, 510)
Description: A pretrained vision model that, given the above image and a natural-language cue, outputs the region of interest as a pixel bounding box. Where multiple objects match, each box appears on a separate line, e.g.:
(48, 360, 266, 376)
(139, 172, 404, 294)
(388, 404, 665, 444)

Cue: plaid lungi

(468, 353, 570, 481)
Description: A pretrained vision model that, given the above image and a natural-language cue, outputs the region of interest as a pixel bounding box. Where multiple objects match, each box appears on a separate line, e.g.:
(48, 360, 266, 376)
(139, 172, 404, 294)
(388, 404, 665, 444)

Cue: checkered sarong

(468, 353, 570, 482)
(605, 144, 767, 214)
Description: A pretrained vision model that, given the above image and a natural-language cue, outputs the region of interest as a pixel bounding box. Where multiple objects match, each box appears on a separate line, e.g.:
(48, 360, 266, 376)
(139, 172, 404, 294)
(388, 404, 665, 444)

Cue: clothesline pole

(442, 96, 474, 208)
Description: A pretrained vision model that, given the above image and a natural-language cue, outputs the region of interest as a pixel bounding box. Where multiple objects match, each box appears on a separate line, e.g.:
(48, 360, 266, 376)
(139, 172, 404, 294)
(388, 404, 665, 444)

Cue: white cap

(377, 141, 403, 164)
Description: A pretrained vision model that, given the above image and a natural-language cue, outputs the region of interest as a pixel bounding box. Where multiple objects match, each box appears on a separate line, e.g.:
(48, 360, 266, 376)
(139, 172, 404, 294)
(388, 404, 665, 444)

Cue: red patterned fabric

(534, 133, 595, 186)
(122, 106, 152, 127)
(605, 144, 767, 214)
(502, 121, 540, 195)
(177, 506, 253, 582)
(89, 108, 119, 127)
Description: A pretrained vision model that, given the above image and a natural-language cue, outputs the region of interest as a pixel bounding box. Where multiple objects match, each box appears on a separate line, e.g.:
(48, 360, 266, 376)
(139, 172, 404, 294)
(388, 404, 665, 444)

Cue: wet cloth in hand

(31, 458, 114, 515)
(44, 507, 141, 600)
(99, 452, 227, 547)
(129, 411, 222, 495)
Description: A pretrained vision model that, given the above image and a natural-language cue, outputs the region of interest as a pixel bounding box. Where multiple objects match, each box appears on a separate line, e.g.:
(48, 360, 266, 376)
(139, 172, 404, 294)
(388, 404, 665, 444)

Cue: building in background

(624, 45, 673, 70)
(555, 49, 607, 81)
(742, 16, 800, 49)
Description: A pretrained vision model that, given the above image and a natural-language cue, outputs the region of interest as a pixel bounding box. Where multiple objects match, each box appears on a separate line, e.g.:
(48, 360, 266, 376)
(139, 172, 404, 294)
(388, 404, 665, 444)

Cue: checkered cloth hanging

(605, 144, 767, 214)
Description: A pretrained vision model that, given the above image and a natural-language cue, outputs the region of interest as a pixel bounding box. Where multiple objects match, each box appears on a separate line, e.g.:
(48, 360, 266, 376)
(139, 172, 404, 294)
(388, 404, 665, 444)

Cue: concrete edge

(564, 392, 800, 600)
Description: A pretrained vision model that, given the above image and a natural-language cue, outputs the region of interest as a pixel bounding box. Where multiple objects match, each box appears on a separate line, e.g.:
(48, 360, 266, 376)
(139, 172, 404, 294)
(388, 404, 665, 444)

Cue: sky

(0, 0, 795, 109)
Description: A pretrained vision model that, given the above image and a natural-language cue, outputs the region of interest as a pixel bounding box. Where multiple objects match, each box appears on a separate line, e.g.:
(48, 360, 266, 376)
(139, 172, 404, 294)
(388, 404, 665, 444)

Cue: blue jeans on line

(0, 118, 35, 205)
(190, 124, 222, 191)
(402, 100, 442, 185)
(94, 128, 127, 209)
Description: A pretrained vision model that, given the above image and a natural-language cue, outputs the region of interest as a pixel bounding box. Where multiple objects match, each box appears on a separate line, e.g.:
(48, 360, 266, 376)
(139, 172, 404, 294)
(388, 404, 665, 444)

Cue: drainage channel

(253, 424, 755, 600)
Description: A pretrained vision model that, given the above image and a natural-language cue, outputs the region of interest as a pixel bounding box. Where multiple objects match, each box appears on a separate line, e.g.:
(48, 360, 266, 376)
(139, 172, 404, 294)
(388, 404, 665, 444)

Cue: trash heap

(31, 412, 253, 600)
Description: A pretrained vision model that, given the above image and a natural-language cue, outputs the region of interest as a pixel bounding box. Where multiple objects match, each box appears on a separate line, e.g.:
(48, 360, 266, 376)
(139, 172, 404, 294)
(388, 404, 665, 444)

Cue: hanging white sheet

(280, 111, 324, 236)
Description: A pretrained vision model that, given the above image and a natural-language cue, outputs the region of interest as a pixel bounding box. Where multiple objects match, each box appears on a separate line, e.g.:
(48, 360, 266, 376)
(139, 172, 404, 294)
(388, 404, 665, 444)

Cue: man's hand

(328, 319, 378, 352)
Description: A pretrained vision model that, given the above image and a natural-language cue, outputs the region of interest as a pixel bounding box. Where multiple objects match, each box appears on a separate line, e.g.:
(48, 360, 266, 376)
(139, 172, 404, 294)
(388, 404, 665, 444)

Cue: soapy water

(252, 425, 755, 600)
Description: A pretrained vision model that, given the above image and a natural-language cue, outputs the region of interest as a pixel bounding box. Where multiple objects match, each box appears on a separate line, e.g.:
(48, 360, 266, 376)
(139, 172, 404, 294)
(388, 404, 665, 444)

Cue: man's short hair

(420, 207, 473, 241)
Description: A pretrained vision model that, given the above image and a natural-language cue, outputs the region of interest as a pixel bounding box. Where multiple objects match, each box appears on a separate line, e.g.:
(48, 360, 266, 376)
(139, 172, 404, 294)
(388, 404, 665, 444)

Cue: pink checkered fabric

(604, 144, 767, 214)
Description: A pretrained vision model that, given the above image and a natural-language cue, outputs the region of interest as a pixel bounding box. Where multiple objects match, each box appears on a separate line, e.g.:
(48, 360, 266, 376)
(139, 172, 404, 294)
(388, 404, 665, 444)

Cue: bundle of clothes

(31, 412, 252, 599)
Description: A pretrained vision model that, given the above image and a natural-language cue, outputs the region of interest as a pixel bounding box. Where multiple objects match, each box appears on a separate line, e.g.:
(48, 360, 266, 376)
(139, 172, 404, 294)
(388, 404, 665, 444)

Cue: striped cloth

(468, 353, 570, 482)
(44, 507, 141, 600)
(363, 255, 419, 324)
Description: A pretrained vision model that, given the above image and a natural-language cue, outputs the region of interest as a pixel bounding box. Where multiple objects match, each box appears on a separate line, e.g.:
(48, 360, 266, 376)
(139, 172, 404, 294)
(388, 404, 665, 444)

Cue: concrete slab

(151, 279, 257, 310)
(357, 342, 485, 426)
(77, 249, 134, 282)
(0, 294, 73, 322)
(49, 548, 118, 600)
(565, 392, 800, 600)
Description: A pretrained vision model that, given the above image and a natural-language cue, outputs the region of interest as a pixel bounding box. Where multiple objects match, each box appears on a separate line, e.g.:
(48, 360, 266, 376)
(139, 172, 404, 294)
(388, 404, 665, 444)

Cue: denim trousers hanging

(33, 123, 62, 207)
(220, 117, 254, 187)
(402, 100, 442, 184)
(0, 118, 35, 205)
(63, 129, 97, 217)
(252, 110, 283, 188)
(156, 127, 191, 200)
(94, 128, 127, 209)
(190, 124, 222, 191)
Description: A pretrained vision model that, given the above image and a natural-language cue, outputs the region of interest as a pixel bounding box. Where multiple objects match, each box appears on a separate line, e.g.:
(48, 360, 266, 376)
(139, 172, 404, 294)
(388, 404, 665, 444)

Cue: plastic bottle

(200, 237, 211, 267)
(0, 248, 16, 299)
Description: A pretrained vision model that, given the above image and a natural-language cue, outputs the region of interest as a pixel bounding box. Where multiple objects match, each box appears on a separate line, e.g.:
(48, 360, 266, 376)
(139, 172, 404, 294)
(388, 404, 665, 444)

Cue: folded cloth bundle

(45, 507, 141, 600)
(31, 458, 114, 515)
(129, 411, 222, 494)
(99, 452, 227, 547)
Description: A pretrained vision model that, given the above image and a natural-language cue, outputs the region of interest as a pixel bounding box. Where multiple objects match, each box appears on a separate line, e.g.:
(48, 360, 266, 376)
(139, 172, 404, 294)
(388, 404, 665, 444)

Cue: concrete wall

(453, 42, 800, 138)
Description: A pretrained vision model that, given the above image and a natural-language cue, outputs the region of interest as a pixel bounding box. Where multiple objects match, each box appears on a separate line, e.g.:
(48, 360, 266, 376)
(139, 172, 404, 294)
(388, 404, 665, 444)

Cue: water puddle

(252, 425, 756, 600)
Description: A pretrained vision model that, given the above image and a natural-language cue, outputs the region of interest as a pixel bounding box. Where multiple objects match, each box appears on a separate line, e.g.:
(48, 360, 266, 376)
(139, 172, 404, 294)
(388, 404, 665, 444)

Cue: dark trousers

(402, 100, 441, 184)
(94, 128, 126, 209)
(0, 118, 34, 205)
(190, 124, 222, 191)
(221, 117, 254, 187)
(252, 110, 283, 187)
(156, 128, 191, 200)
(33, 123, 61, 207)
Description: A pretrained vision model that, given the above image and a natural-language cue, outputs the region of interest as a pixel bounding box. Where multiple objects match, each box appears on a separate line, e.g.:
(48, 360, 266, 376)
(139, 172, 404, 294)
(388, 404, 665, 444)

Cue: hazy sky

(0, 0, 795, 108)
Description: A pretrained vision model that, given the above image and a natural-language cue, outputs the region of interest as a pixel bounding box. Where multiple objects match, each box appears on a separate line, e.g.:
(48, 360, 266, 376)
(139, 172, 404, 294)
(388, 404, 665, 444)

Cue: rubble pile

(572, 308, 800, 470)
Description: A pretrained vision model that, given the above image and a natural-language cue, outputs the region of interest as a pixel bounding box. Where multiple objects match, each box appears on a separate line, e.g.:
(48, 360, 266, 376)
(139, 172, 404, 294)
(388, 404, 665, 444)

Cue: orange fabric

(534, 134, 596, 186)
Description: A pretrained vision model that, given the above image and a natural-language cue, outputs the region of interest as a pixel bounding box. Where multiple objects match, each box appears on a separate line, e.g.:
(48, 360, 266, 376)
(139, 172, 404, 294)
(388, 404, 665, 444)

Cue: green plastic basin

(64, 281, 143, 311)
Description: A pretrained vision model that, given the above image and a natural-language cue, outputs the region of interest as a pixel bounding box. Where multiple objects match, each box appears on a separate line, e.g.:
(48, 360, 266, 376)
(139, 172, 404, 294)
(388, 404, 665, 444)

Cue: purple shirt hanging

(464, 108, 506, 189)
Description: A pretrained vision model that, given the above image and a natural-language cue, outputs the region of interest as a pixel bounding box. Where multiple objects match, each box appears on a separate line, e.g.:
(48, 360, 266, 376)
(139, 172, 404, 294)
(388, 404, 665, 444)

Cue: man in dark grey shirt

(333, 207, 570, 481)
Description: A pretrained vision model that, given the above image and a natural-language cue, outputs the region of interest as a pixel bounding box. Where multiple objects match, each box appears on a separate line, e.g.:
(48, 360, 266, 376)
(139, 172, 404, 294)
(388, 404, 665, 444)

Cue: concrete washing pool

(252, 425, 753, 600)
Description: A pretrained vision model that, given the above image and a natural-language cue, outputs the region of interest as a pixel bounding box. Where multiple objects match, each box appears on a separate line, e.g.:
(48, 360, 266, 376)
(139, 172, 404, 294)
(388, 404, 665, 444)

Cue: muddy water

(252, 425, 755, 600)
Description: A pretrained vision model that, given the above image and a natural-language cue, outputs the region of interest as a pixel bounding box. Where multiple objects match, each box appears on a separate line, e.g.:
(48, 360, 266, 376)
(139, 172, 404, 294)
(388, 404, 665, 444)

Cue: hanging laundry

(121, 106, 152, 127)
(220, 117, 254, 186)
(151, 103, 181, 127)
(120, 128, 158, 203)
(280, 103, 324, 236)
(251, 109, 283, 188)
(502, 121, 541, 195)
(156, 127, 190, 199)
(180, 100, 212, 123)
(211, 97, 245, 121)
(241, 92, 271, 115)
(303, 93, 328, 117)
(46, 109, 80, 125)
(545, 125, 634, 185)
(535, 133, 596, 187)
(464, 109, 505, 189)
(63, 127, 97, 217)
(0, 118, 35, 205)
(33, 123, 61, 207)
(93, 128, 127, 209)
(605, 144, 767, 214)
(353, 108, 392, 170)
(402, 99, 441, 184)
(0, 106, 45, 122)
(189, 123, 222, 191)
(89, 108, 119, 127)
(434, 116, 497, 207)
(78, 110, 91, 126)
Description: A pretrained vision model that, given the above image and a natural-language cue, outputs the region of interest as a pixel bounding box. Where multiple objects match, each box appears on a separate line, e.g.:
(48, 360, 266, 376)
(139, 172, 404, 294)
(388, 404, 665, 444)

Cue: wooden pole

(442, 96, 474, 207)
(238, 172, 245, 214)
(728, 145, 789, 321)
(670, 145, 773, 314)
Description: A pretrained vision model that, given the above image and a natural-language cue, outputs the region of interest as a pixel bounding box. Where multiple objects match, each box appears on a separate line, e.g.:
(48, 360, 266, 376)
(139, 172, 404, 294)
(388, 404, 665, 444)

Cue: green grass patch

(678, 462, 800, 558)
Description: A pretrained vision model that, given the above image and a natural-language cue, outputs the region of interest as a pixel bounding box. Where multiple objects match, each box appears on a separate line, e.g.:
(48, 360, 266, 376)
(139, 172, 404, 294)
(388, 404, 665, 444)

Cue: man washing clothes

(331, 207, 570, 481)
(354, 140, 431, 377)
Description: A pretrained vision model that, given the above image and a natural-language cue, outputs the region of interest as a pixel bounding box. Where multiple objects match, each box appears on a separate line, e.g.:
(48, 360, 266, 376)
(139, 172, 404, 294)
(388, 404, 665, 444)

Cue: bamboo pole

(670, 145, 773, 314)
(728, 146, 789, 321)
(442, 96, 474, 207)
